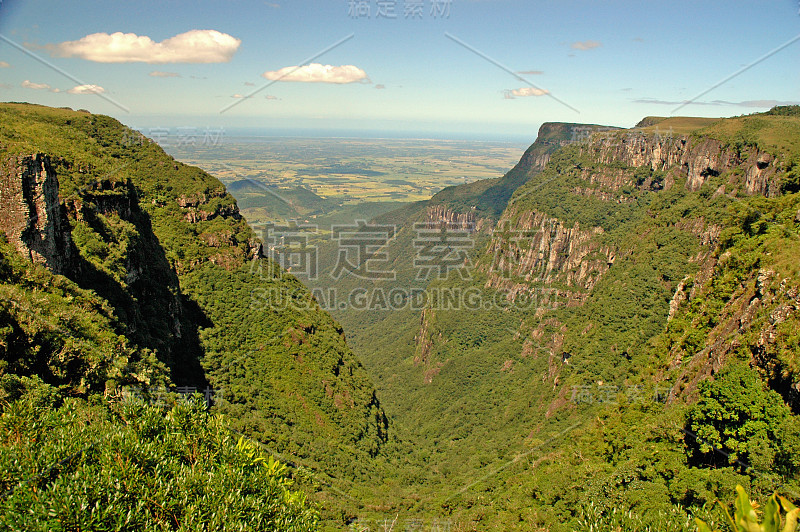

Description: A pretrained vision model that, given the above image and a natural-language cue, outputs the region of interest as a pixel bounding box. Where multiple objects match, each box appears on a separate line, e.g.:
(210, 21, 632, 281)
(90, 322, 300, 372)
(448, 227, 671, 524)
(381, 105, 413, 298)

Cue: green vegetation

(3, 102, 800, 530)
(695, 485, 799, 532)
(0, 235, 167, 395)
(687, 363, 798, 475)
(699, 108, 800, 163)
(0, 102, 391, 527)
(0, 375, 318, 531)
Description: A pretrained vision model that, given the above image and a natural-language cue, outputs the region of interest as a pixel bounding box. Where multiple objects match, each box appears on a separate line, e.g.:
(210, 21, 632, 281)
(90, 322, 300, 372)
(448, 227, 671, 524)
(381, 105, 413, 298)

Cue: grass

(635, 116, 723, 135)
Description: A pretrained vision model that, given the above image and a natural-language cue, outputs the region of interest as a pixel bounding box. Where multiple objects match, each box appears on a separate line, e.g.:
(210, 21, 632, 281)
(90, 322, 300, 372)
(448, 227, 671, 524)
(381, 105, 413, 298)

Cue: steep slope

(0, 103, 389, 493)
(406, 107, 800, 529)
(303, 122, 616, 383)
(295, 107, 800, 529)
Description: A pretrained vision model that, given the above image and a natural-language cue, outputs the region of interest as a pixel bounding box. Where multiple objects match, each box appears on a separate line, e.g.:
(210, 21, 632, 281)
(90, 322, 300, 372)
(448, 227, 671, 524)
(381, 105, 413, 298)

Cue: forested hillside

(302, 108, 800, 530)
(0, 103, 391, 529)
(3, 102, 800, 531)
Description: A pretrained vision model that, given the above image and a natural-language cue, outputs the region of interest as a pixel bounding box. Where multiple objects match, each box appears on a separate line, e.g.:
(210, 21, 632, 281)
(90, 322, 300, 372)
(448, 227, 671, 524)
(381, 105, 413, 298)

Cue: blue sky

(0, 0, 798, 140)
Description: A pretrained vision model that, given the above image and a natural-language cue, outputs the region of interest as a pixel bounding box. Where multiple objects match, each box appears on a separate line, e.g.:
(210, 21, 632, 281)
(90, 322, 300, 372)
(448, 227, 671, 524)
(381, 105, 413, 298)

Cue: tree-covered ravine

(2, 103, 800, 531)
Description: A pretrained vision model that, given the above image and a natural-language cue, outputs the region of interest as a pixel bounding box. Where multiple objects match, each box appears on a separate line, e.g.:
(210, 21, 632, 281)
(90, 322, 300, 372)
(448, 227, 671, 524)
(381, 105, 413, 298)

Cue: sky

(0, 0, 798, 141)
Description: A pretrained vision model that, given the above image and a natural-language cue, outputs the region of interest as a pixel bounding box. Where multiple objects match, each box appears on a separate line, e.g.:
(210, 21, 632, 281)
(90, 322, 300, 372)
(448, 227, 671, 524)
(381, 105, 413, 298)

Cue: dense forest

(2, 103, 800, 530)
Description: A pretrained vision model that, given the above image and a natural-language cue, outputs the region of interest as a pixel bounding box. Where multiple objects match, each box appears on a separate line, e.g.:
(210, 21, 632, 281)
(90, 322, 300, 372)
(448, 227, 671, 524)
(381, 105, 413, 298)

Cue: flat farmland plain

(164, 136, 529, 225)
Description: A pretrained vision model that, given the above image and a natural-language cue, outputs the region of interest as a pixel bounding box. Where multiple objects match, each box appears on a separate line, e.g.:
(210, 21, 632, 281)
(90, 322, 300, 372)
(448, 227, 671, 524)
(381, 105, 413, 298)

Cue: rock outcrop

(0, 153, 207, 385)
(483, 206, 615, 303)
(0, 154, 75, 275)
(580, 132, 784, 196)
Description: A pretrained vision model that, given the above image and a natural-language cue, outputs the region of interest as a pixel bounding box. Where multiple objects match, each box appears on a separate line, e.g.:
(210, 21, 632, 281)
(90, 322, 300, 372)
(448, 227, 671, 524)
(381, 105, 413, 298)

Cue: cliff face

(579, 132, 784, 195)
(665, 254, 800, 411)
(483, 128, 785, 308)
(423, 203, 492, 234)
(490, 121, 800, 412)
(483, 206, 614, 303)
(0, 154, 74, 275)
(0, 153, 207, 385)
(0, 103, 390, 467)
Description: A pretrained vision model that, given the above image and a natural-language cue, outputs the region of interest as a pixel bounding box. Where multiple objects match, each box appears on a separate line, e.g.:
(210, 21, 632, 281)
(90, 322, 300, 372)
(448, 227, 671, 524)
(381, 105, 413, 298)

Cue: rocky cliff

(0, 154, 75, 275)
(579, 130, 784, 195)
(483, 205, 615, 303)
(0, 103, 390, 476)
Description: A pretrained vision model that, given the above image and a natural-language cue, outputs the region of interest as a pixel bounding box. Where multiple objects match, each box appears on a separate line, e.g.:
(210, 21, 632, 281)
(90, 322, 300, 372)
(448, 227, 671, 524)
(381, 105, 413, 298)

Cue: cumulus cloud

(262, 63, 368, 84)
(571, 40, 602, 50)
(22, 80, 51, 90)
(50, 30, 241, 63)
(511, 87, 549, 97)
(67, 84, 106, 95)
(149, 70, 180, 77)
(0, 61, 9, 68)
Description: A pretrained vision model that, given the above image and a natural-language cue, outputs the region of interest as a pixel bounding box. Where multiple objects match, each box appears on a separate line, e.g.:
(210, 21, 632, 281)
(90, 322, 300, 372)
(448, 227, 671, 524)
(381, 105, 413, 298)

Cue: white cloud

(571, 40, 602, 50)
(262, 63, 368, 84)
(0, 61, 9, 68)
(21, 80, 51, 90)
(149, 70, 181, 77)
(511, 87, 549, 97)
(50, 30, 241, 63)
(67, 84, 106, 95)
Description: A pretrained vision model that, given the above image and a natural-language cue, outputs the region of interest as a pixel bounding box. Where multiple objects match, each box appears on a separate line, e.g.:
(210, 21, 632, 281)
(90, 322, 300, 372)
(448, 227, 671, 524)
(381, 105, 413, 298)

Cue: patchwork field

(164, 136, 529, 226)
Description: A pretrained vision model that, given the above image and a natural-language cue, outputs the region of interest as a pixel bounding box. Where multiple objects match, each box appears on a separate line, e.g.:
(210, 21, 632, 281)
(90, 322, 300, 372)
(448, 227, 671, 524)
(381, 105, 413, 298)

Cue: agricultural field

(163, 136, 529, 226)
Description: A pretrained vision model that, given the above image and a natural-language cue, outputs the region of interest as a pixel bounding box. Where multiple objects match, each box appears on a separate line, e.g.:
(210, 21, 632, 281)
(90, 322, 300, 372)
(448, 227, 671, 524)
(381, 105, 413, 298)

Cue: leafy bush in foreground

(0, 376, 318, 531)
(695, 485, 799, 532)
